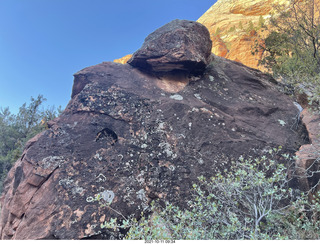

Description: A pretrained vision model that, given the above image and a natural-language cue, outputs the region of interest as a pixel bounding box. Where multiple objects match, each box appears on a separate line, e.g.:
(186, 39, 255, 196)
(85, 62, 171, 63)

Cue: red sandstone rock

(0, 20, 308, 240)
(197, 0, 285, 71)
(128, 19, 212, 76)
(211, 35, 228, 58)
(113, 54, 132, 64)
(295, 109, 320, 198)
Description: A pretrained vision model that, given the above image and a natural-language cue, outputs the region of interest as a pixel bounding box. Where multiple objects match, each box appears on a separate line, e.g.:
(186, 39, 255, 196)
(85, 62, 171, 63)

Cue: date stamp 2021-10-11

(145, 240, 176, 244)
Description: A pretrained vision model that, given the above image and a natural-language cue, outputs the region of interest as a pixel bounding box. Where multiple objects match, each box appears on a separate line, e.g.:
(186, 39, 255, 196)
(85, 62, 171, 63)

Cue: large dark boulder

(128, 19, 212, 76)
(0, 19, 308, 240)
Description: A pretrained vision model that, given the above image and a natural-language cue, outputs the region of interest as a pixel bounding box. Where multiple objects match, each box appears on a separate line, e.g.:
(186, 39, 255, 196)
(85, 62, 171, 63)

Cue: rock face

(197, 0, 286, 70)
(128, 20, 212, 76)
(113, 54, 132, 64)
(295, 109, 320, 199)
(114, 0, 320, 71)
(0, 19, 308, 240)
(114, 0, 286, 70)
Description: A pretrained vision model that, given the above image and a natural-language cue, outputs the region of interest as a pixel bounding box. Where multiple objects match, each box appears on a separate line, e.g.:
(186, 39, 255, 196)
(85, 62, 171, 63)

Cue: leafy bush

(254, 0, 320, 111)
(97, 148, 320, 240)
(0, 95, 62, 192)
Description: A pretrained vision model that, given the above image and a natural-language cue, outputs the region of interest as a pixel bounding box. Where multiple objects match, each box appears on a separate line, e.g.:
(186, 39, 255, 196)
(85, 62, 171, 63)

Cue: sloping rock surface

(0, 20, 306, 240)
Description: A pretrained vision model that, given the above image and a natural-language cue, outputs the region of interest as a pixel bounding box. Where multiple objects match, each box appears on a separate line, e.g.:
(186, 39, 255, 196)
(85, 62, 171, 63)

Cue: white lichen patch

(170, 94, 183, 101)
(100, 190, 115, 205)
(41, 156, 64, 170)
(86, 196, 94, 202)
(158, 142, 177, 158)
(278, 119, 286, 126)
(141, 144, 148, 149)
(136, 189, 146, 201)
(59, 177, 73, 186)
(72, 186, 84, 195)
(96, 173, 106, 183)
(194, 94, 202, 100)
(59, 177, 84, 196)
(136, 189, 148, 210)
(209, 75, 215, 82)
(198, 158, 204, 165)
(137, 171, 145, 185)
(94, 153, 103, 161)
(169, 164, 176, 171)
(192, 107, 199, 112)
(157, 122, 165, 131)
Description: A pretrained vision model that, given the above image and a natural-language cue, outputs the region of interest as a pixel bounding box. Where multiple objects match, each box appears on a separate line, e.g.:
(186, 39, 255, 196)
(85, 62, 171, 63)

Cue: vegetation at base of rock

(98, 148, 320, 240)
(255, 0, 320, 111)
(0, 95, 62, 192)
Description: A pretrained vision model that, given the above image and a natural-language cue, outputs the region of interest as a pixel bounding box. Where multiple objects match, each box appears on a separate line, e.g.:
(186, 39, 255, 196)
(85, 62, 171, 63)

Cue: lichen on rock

(0, 18, 311, 240)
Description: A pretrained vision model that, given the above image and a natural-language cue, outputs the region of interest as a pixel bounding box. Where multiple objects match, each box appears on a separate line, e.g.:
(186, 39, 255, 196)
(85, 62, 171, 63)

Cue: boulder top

(128, 19, 212, 76)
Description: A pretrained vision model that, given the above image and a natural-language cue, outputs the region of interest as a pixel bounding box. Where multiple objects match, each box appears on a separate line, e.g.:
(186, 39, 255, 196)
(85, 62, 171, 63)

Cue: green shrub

(247, 20, 255, 33)
(0, 95, 62, 192)
(258, 15, 265, 29)
(228, 25, 236, 33)
(254, 0, 320, 111)
(215, 27, 222, 36)
(239, 21, 243, 30)
(96, 148, 320, 240)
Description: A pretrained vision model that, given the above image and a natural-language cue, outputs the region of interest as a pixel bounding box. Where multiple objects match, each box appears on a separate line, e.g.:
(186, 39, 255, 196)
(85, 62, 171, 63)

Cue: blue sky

(0, 0, 216, 114)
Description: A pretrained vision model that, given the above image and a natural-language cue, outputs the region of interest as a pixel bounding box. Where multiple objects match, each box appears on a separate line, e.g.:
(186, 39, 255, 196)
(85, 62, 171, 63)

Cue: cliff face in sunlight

(115, 0, 290, 70)
(113, 54, 132, 64)
(197, 0, 290, 70)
